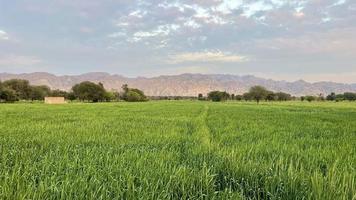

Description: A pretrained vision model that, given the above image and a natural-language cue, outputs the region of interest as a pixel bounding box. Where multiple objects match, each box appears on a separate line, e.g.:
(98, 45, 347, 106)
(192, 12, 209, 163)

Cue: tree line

(0, 79, 147, 103)
(202, 85, 356, 103)
(1, 79, 355, 103)
(204, 86, 293, 103)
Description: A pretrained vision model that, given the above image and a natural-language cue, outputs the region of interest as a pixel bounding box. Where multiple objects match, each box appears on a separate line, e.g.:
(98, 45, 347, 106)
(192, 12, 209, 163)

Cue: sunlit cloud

(168, 51, 248, 63)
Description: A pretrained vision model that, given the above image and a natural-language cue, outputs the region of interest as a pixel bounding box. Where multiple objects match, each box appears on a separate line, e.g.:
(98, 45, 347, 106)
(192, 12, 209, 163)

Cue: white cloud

(217, 0, 243, 14)
(128, 9, 147, 18)
(321, 17, 332, 23)
(0, 30, 9, 40)
(108, 32, 126, 38)
(128, 24, 180, 42)
(168, 50, 248, 63)
(332, 0, 346, 7)
(242, 1, 274, 18)
(184, 19, 202, 29)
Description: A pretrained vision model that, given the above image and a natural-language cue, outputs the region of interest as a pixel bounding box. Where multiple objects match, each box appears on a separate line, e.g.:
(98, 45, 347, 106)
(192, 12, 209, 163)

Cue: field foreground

(0, 101, 355, 199)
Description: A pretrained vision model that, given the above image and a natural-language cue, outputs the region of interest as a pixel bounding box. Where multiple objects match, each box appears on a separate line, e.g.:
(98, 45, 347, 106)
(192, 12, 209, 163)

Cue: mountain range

(0, 72, 355, 96)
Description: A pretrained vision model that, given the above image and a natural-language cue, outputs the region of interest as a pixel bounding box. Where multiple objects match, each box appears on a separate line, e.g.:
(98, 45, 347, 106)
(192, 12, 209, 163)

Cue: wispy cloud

(0, 30, 9, 40)
(168, 51, 248, 63)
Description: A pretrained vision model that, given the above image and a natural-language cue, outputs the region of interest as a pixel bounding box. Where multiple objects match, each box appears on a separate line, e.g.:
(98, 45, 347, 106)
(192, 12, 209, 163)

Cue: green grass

(0, 101, 355, 199)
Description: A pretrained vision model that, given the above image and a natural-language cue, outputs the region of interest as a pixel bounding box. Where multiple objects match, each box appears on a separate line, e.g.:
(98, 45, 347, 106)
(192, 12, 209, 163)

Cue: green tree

(126, 90, 142, 102)
(104, 91, 115, 102)
(305, 96, 316, 102)
(72, 81, 107, 102)
(335, 94, 344, 102)
(235, 95, 243, 101)
(121, 84, 147, 102)
(3, 79, 32, 100)
(67, 92, 76, 101)
(198, 93, 204, 100)
(249, 86, 269, 103)
(51, 89, 69, 98)
(326, 92, 336, 101)
(0, 87, 18, 103)
(275, 92, 292, 101)
(207, 91, 230, 102)
(243, 92, 252, 101)
(30, 85, 51, 100)
(230, 94, 235, 100)
(343, 92, 356, 101)
(266, 91, 276, 101)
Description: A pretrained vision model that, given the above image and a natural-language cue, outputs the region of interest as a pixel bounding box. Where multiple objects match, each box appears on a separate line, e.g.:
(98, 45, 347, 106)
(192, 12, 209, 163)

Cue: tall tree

(248, 86, 269, 103)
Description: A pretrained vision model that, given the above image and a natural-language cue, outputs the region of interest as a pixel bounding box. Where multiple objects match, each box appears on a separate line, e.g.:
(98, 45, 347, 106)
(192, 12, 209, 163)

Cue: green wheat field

(0, 101, 355, 199)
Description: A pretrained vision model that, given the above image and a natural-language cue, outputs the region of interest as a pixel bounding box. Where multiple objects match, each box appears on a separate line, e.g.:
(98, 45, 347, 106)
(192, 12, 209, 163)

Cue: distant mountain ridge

(0, 72, 355, 96)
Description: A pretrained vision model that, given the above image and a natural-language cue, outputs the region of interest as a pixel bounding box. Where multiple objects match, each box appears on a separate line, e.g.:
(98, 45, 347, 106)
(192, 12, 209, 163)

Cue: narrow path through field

(195, 104, 212, 151)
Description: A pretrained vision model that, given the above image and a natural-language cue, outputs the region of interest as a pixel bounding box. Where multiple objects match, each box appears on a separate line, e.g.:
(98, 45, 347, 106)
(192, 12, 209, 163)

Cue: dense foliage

(302, 92, 356, 102)
(120, 84, 148, 102)
(72, 81, 108, 102)
(326, 92, 356, 101)
(247, 86, 269, 103)
(0, 101, 355, 199)
(207, 91, 230, 102)
(0, 80, 148, 103)
(205, 86, 294, 103)
(0, 79, 54, 102)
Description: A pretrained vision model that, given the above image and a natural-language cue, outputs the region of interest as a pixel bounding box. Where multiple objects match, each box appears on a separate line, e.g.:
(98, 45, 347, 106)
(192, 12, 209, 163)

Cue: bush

(198, 93, 205, 101)
(121, 84, 148, 102)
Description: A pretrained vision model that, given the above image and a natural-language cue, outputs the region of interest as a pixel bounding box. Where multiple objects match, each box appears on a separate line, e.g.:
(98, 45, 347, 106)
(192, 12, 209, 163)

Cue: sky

(0, 0, 355, 83)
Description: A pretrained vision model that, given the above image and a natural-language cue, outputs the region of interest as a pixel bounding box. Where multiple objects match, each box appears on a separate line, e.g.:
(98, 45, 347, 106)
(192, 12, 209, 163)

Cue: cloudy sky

(0, 0, 355, 83)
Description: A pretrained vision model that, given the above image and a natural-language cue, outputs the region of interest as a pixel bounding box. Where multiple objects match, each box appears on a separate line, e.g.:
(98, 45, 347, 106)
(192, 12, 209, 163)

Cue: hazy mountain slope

(0, 72, 355, 96)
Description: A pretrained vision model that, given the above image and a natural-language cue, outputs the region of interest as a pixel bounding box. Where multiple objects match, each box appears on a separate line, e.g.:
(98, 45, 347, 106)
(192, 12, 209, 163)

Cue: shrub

(121, 84, 148, 102)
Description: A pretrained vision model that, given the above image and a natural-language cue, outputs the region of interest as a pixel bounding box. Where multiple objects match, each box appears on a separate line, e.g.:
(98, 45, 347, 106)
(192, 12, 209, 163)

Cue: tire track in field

(195, 104, 212, 151)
